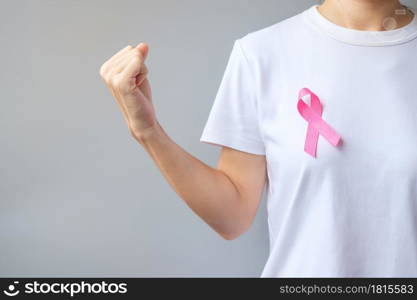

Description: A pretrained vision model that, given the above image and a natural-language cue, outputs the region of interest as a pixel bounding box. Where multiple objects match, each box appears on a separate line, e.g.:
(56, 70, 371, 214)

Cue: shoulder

(237, 8, 309, 60)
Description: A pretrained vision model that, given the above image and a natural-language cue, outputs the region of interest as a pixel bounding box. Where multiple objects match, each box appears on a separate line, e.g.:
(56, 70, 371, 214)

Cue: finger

(109, 44, 142, 68)
(120, 50, 144, 79)
(107, 56, 139, 122)
(104, 52, 138, 87)
(107, 45, 133, 66)
(111, 50, 140, 75)
(106, 52, 142, 121)
(138, 77, 152, 102)
(107, 45, 149, 123)
(101, 45, 133, 75)
(135, 63, 148, 86)
(136, 43, 149, 61)
(109, 43, 148, 78)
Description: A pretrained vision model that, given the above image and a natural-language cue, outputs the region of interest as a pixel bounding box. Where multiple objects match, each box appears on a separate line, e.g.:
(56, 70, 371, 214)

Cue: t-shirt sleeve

(199, 39, 266, 155)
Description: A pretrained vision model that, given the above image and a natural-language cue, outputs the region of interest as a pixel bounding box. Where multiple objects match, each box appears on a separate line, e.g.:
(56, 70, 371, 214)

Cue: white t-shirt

(200, 4, 417, 277)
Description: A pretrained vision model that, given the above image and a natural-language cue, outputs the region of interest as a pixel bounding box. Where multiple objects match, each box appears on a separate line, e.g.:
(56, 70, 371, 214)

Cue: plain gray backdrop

(1, 0, 416, 277)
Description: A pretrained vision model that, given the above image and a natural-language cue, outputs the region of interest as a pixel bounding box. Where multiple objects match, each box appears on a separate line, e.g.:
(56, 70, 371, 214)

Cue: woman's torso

(239, 5, 417, 277)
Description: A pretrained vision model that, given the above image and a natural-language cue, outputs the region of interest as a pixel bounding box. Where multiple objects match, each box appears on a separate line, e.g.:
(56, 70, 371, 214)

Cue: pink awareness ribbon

(297, 88, 342, 157)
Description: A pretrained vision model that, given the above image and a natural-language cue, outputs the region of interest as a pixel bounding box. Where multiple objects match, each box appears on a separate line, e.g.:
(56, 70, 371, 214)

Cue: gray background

(1, 0, 416, 277)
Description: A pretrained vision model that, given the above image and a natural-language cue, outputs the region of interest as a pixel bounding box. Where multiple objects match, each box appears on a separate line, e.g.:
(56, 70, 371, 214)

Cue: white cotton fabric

(200, 5, 417, 277)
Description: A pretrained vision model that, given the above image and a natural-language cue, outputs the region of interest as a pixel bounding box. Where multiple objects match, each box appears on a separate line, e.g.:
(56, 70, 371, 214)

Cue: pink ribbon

(297, 88, 342, 157)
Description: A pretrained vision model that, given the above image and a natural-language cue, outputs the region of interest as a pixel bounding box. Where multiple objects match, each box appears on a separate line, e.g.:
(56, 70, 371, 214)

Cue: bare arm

(99, 43, 267, 240)
(137, 121, 266, 240)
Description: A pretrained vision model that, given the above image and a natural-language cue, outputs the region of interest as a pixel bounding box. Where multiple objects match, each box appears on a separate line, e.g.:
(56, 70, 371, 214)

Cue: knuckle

(112, 75, 125, 89)
(106, 75, 114, 86)
(131, 55, 141, 65)
(121, 45, 133, 53)
(132, 48, 143, 58)
(111, 76, 120, 87)
(143, 64, 149, 74)
(99, 65, 107, 77)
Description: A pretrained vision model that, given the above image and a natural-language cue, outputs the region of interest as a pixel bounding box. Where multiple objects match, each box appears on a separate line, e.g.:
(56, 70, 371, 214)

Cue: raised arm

(99, 43, 267, 240)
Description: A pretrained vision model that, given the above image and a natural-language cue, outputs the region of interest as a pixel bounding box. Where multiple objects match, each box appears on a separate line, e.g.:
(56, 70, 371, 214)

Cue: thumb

(136, 42, 149, 61)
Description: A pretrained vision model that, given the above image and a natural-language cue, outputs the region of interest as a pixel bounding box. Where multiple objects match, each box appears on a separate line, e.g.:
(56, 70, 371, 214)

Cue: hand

(99, 43, 156, 140)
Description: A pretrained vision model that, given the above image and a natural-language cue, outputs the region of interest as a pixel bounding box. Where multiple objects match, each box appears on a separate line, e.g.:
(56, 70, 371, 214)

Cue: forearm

(134, 121, 247, 239)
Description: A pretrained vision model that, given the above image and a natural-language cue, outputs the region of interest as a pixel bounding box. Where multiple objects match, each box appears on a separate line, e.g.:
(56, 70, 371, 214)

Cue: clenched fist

(99, 43, 156, 140)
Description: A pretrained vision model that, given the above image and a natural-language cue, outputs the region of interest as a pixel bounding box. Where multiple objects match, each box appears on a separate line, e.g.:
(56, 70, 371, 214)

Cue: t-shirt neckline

(302, 4, 417, 46)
